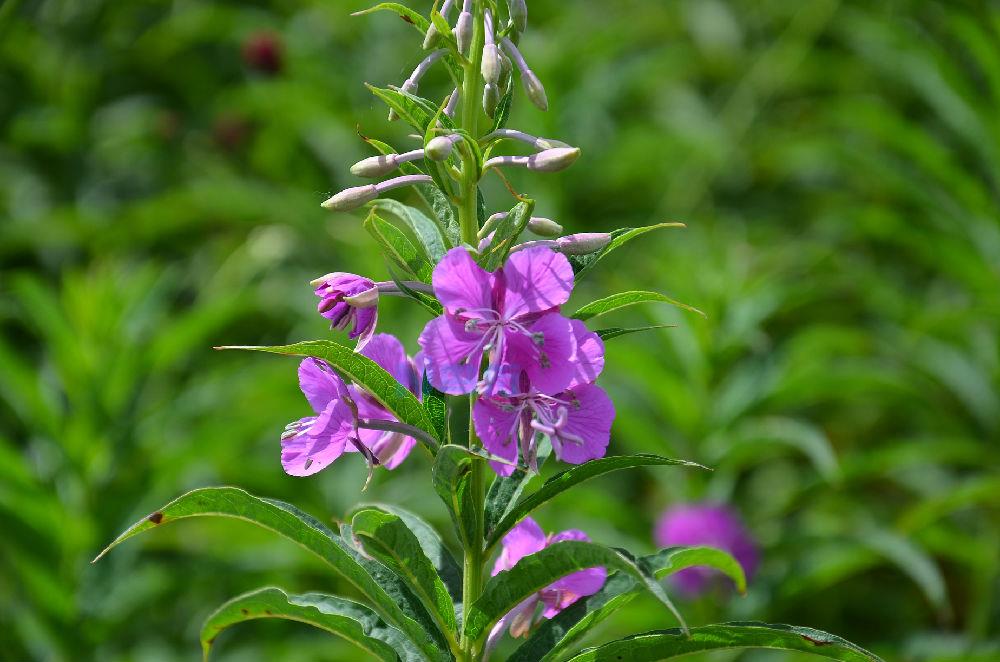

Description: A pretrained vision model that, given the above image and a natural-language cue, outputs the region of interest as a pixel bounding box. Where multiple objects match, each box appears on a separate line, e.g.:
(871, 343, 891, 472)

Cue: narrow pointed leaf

(352, 3, 430, 34)
(367, 84, 451, 134)
(572, 291, 704, 321)
(569, 223, 686, 279)
(218, 340, 439, 447)
(484, 441, 550, 540)
(464, 541, 685, 643)
(422, 374, 449, 443)
(365, 210, 434, 283)
(510, 546, 748, 662)
(487, 454, 705, 551)
(480, 201, 533, 271)
(563, 622, 885, 662)
(373, 199, 449, 262)
(200, 587, 417, 662)
(432, 445, 478, 550)
(490, 83, 514, 132)
(595, 325, 674, 341)
(351, 509, 458, 641)
(94, 487, 450, 661)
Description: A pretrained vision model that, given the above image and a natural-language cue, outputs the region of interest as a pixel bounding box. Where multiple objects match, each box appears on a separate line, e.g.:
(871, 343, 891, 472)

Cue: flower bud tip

(321, 184, 378, 211)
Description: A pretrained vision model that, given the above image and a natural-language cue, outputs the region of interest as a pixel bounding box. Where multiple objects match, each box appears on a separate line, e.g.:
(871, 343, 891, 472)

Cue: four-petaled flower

(419, 246, 578, 396)
(281, 334, 422, 476)
(655, 503, 759, 596)
(489, 517, 606, 641)
(313, 272, 379, 349)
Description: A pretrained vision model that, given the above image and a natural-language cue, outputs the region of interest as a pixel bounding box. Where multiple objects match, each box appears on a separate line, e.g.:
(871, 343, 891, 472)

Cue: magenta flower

(418, 246, 578, 396)
(655, 503, 759, 596)
(313, 272, 378, 348)
(473, 320, 612, 475)
(489, 517, 606, 640)
(280, 334, 422, 476)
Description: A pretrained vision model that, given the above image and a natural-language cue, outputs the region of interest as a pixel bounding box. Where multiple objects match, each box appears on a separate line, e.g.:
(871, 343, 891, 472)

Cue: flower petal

(359, 333, 414, 389)
(501, 247, 573, 319)
(541, 566, 607, 618)
(566, 319, 605, 388)
(493, 516, 547, 574)
(474, 397, 522, 477)
(298, 358, 346, 413)
(281, 400, 352, 476)
(551, 384, 615, 465)
(419, 315, 485, 395)
(505, 313, 577, 395)
(433, 247, 496, 315)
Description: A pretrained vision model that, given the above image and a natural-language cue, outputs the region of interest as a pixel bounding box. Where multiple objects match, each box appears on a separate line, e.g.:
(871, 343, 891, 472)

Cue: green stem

(456, 5, 487, 659)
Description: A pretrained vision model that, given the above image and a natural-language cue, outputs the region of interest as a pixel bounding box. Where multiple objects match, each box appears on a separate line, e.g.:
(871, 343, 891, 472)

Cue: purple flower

(473, 321, 613, 475)
(313, 272, 378, 348)
(418, 246, 578, 396)
(655, 503, 759, 596)
(489, 518, 606, 640)
(281, 334, 422, 476)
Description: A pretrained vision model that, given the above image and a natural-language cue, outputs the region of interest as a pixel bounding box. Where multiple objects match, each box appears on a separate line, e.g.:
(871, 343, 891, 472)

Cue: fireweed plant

(95, 3, 885, 661)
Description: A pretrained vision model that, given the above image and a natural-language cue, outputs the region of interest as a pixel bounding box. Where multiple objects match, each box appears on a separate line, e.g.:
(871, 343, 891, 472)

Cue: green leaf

(94, 488, 450, 661)
(595, 325, 674, 341)
(484, 440, 550, 541)
(349, 502, 462, 605)
(486, 454, 704, 551)
(367, 84, 449, 134)
(372, 199, 450, 262)
(351, 509, 458, 643)
(201, 587, 416, 662)
(510, 546, 747, 662)
(352, 3, 430, 35)
(389, 272, 444, 317)
(562, 622, 885, 662)
(490, 83, 514, 132)
(365, 210, 434, 283)
(432, 445, 478, 550)
(216, 340, 440, 448)
(569, 223, 686, 280)
(480, 201, 533, 271)
(463, 541, 685, 643)
(571, 291, 704, 321)
(422, 374, 449, 444)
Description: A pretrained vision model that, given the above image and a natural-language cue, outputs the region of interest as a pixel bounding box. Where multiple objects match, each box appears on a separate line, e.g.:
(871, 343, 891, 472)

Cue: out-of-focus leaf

(352, 3, 430, 34)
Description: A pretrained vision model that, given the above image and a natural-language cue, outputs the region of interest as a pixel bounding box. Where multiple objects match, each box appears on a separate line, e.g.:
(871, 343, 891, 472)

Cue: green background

(1, 0, 998, 660)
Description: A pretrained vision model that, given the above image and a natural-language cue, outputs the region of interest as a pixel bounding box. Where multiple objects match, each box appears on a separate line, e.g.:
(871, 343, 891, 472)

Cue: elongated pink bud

(484, 147, 580, 173)
(556, 232, 611, 255)
(483, 82, 501, 117)
(321, 184, 378, 211)
(483, 128, 569, 151)
(390, 50, 447, 121)
(501, 37, 547, 111)
(423, 0, 454, 49)
(350, 149, 423, 177)
(507, 0, 527, 36)
(445, 87, 460, 118)
(527, 217, 563, 237)
(455, 0, 473, 53)
(481, 9, 501, 86)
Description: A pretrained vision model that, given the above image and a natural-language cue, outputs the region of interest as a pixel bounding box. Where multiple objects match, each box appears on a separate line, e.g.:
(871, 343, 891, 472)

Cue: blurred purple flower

(655, 503, 759, 595)
(490, 517, 606, 641)
(313, 272, 378, 349)
(280, 334, 422, 476)
(242, 31, 283, 75)
(418, 246, 578, 396)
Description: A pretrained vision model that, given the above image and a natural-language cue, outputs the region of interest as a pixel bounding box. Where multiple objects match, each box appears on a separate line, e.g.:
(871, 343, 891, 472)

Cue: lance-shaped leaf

(491, 84, 514, 132)
(201, 587, 419, 662)
(93, 488, 450, 662)
(480, 201, 533, 271)
(569, 223, 685, 280)
(486, 454, 704, 552)
(484, 440, 550, 540)
(571, 291, 704, 321)
(373, 199, 450, 262)
(595, 325, 674, 341)
(365, 210, 434, 283)
(351, 508, 458, 643)
(218, 340, 439, 448)
(352, 3, 430, 35)
(562, 622, 885, 662)
(432, 445, 478, 550)
(463, 541, 686, 643)
(367, 84, 450, 134)
(509, 546, 747, 662)
(349, 502, 462, 605)
(422, 374, 449, 444)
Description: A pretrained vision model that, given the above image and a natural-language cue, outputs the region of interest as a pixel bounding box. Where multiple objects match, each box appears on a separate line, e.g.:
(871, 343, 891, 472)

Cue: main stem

(458, 2, 487, 660)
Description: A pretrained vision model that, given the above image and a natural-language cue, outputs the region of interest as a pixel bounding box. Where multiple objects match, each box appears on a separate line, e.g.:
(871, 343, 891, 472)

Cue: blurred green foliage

(1, 0, 998, 660)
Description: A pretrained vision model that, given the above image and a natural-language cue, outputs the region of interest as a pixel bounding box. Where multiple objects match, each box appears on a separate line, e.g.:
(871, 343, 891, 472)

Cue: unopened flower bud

(350, 149, 423, 177)
(456, 0, 473, 53)
(445, 87, 459, 118)
(527, 147, 579, 172)
(501, 37, 548, 111)
(527, 216, 563, 237)
(423, 0, 454, 49)
(322, 184, 378, 211)
(507, 0, 528, 36)
(556, 232, 611, 255)
(483, 82, 501, 118)
(425, 135, 457, 161)
(482, 44, 501, 86)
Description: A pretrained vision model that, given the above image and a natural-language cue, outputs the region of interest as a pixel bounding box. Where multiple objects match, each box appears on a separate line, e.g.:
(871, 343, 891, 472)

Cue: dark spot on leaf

(801, 635, 831, 646)
(264, 609, 273, 615)
(400, 15, 414, 24)
(240, 608, 249, 615)
(147, 512, 164, 525)
(207, 637, 215, 646)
